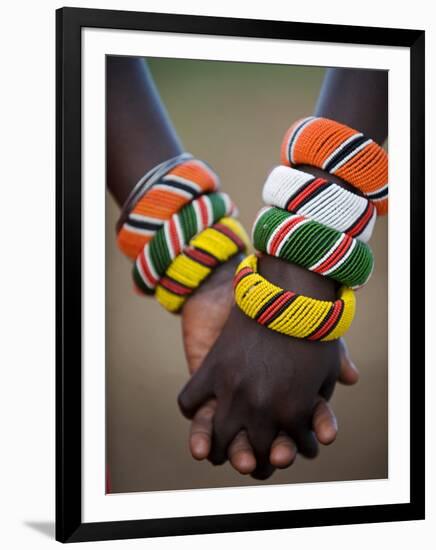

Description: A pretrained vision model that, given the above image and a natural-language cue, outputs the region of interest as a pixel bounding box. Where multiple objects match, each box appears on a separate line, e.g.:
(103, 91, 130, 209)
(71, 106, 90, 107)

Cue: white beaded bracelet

(262, 166, 377, 242)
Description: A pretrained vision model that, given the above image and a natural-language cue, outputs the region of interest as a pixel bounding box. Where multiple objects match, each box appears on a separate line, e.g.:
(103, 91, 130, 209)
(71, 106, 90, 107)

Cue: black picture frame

(56, 7, 425, 543)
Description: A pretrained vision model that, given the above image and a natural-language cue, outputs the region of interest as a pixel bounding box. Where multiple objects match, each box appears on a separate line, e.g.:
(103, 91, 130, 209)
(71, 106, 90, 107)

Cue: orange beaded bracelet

(117, 154, 220, 260)
(280, 117, 388, 215)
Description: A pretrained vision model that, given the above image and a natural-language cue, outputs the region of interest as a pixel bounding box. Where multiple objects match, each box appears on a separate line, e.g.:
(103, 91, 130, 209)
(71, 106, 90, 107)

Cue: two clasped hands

(179, 254, 359, 480)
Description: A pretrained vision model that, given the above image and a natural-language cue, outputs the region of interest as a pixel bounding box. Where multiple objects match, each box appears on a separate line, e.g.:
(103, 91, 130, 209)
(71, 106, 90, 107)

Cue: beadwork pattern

(233, 254, 356, 341)
(262, 166, 376, 242)
(133, 192, 236, 294)
(252, 206, 374, 289)
(156, 217, 249, 313)
(280, 117, 388, 215)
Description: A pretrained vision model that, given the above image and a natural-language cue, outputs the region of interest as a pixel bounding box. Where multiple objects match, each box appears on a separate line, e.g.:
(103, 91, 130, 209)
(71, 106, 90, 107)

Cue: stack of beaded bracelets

(233, 255, 356, 341)
(252, 206, 374, 289)
(280, 116, 388, 215)
(117, 153, 248, 312)
(232, 116, 386, 340)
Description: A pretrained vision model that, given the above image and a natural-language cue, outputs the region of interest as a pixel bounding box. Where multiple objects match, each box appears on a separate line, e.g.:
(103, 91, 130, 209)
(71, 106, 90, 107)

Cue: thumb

(178, 359, 215, 419)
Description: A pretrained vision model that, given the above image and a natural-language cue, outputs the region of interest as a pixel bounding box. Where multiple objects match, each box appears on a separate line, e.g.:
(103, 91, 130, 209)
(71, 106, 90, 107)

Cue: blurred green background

(106, 58, 388, 493)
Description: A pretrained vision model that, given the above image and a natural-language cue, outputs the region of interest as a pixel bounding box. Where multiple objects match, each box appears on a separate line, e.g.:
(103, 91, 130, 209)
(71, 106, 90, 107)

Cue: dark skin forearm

(315, 68, 388, 145)
(107, 56, 183, 206)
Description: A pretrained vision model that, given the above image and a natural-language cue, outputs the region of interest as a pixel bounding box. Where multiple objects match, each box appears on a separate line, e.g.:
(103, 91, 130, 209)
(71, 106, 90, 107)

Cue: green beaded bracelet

(252, 206, 374, 289)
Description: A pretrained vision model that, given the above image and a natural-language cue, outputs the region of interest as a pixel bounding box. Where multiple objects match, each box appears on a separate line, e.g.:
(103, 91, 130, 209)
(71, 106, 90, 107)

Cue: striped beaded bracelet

(133, 192, 237, 294)
(117, 154, 220, 260)
(156, 217, 250, 313)
(233, 254, 356, 341)
(262, 166, 376, 242)
(252, 206, 374, 289)
(281, 117, 388, 215)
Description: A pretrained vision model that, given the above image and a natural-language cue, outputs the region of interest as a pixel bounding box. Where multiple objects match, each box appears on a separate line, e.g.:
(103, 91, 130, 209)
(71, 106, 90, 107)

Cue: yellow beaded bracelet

(233, 254, 355, 341)
(156, 217, 250, 313)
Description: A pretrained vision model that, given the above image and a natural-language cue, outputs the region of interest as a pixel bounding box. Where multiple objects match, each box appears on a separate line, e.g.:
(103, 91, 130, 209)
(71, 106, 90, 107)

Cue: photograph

(106, 56, 388, 493)
(55, 7, 424, 542)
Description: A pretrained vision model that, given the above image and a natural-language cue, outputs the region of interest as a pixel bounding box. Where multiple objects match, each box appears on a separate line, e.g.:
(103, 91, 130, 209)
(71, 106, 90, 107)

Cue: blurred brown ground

(106, 59, 388, 493)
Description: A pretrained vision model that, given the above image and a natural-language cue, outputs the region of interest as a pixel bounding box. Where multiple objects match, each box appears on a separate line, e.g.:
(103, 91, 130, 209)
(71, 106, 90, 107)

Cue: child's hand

(181, 256, 242, 376)
(179, 303, 347, 475)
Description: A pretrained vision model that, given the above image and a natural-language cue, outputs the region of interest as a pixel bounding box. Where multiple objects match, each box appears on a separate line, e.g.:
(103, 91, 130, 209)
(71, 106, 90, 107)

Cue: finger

(293, 428, 319, 458)
(228, 431, 256, 475)
(319, 371, 337, 401)
(313, 399, 338, 445)
(189, 399, 216, 460)
(247, 421, 276, 472)
(178, 361, 214, 419)
(250, 462, 276, 480)
(270, 432, 297, 469)
(208, 404, 242, 466)
(338, 338, 359, 385)
(283, 418, 319, 459)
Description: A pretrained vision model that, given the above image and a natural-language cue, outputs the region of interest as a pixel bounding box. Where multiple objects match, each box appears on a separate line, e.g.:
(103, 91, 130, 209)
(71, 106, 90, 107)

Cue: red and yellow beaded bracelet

(156, 217, 249, 312)
(233, 254, 356, 341)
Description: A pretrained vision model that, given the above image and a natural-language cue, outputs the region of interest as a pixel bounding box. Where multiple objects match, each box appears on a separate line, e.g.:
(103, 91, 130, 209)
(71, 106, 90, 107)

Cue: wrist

(258, 255, 337, 302)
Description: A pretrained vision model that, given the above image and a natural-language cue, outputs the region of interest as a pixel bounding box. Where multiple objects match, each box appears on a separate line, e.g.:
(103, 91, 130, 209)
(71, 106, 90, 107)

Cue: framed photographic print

(56, 7, 425, 543)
